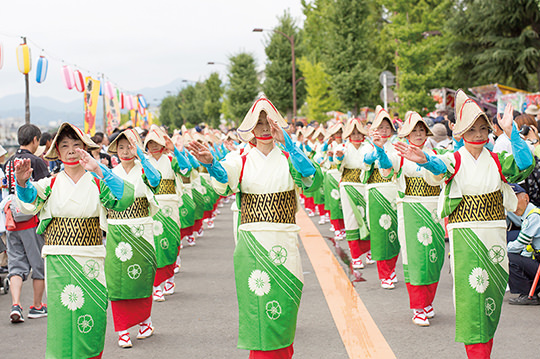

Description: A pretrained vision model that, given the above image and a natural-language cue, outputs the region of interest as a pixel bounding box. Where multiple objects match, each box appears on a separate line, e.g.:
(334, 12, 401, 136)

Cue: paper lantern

(35, 56, 48, 83)
(73, 70, 85, 92)
(106, 82, 115, 99)
(138, 95, 148, 109)
(99, 80, 103, 96)
(0, 42, 4, 70)
(16, 43, 32, 74)
(62, 65, 75, 90)
(116, 88, 121, 102)
(120, 92, 125, 109)
(126, 94, 133, 110)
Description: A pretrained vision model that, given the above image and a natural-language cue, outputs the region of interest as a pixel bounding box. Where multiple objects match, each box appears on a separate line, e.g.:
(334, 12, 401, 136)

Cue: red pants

(304, 197, 315, 211)
(348, 240, 371, 259)
(180, 225, 193, 238)
(405, 282, 438, 309)
(465, 339, 493, 359)
(376, 255, 399, 280)
(111, 297, 152, 331)
(154, 264, 175, 287)
(330, 218, 344, 231)
(316, 204, 328, 216)
(193, 219, 203, 232)
(249, 344, 294, 359)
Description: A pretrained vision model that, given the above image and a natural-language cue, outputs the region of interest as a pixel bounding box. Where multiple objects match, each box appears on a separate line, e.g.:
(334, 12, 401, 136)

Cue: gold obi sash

(448, 190, 505, 223)
(108, 197, 149, 220)
(43, 217, 101, 246)
(240, 189, 296, 225)
(181, 175, 191, 184)
(329, 164, 338, 170)
(404, 176, 441, 197)
(341, 168, 362, 183)
(367, 169, 393, 184)
(156, 179, 176, 195)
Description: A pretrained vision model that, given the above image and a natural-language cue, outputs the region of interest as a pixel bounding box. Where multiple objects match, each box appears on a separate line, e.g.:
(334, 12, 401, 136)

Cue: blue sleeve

(137, 146, 161, 188)
(305, 143, 312, 153)
(322, 141, 329, 152)
(184, 148, 201, 169)
(375, 145, 392, 169)
(282, 129, 316, 177)
(364, 150, 377, 165)
(92, 163, 125, 199)
(201, 158, 228, 184)
(336, 154, 344, 161)
(510, 122, 534, 170)
(453, 137, 464, 151)
(16, 179, 37, 203)
(173, 147, 192, 171)
(484, 141, 494, 151)
(417, 152, 447, 176)
(220, 143, 228, 156)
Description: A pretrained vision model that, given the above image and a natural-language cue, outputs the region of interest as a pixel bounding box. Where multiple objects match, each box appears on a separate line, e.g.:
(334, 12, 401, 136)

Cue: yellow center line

(297, 209, 396, 359)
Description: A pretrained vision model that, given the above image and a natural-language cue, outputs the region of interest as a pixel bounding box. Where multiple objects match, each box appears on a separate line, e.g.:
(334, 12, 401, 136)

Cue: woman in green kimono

(15, 123, 134, 359)
(187, 97, 322, 359)
(107, 129, 160, 348)
(395, 90, 534, 358)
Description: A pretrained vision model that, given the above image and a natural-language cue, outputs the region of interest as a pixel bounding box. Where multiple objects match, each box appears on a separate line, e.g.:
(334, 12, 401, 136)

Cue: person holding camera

(507, 184, 540, 305)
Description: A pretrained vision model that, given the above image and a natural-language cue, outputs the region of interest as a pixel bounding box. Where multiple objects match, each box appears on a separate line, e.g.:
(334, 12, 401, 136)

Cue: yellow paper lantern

(16, 43, 32, 75)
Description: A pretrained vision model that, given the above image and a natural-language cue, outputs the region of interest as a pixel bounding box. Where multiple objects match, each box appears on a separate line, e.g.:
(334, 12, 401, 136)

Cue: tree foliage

(203, 72, 223, 128)
(159, 95, 182, 128)
(223, 52, 260, 124)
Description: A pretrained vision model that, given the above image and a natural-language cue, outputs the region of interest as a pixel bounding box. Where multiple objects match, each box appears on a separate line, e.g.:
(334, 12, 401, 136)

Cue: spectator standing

(4, 124, 50, 323)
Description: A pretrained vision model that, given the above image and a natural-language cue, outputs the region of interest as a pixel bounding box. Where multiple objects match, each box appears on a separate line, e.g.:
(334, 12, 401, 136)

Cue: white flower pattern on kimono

(181, 208, 189, 217)
(61, 284, 84, 311)
(269, 245, 288, 265)
(153, 221, 164, 236)
(162, 206, 173, 217)
(83, 260, 100, 280)
(417, 227, 433, 246)
(115, 242, 133, 262)
(248, 270, 271, 296)
(485, 297, 496, 316)
(331, 189, 340, 200)
(379, 214, 392, 230)
(77, 314, 94, 333)
(130, 225, 145, 237)
(127, 264, 142, 279)
(429, 248, 438, 263)
(160, 238, 169, 249)
(469, 267, 489, 293)
(266, 300, 282, 320)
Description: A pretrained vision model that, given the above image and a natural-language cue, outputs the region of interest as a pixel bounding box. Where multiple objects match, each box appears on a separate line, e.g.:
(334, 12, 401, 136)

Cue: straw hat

(525, 104, 540, 116)
(311, 125, 326, 140)
(303, 126, 315, 139)
(225, 131, 238, 142)
(237, 96, 289, 142)
(108, 128, 143, 154)
(343, 118, 368, 139)
(371, 105, 396, 131)
(34, 145, 46, 157)
(324, 121, 345, 141)
(44, 122, 99, 161)
(398, 111, 433, 138)
(143, 124, 169, 149)
(0, 144, 7, 157)
(453, 89, 493, 137)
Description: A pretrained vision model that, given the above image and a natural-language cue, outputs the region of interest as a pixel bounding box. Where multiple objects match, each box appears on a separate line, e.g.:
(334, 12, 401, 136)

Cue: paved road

(1, 204, 537, 358)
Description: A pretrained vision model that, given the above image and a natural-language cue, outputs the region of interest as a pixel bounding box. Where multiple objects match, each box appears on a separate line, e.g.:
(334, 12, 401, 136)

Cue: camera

(521, 125, 531, 136)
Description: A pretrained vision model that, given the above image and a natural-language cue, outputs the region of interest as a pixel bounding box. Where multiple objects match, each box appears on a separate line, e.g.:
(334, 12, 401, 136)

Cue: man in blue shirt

(507, 184, 540, 305)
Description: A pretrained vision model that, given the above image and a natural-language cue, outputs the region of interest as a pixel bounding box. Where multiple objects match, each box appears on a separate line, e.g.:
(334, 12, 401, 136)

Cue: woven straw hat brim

(453, 89, 494, 136)
(237, 97, 289, 142)
(143, 125, 168, 150)
(324, 122, 345, 142)
(108, 129, 143, 154)
(44, 122, 100, 161)
(343, 118, 368, 139)
(398, 111, 433, 138)
(372, 105, 396, 132)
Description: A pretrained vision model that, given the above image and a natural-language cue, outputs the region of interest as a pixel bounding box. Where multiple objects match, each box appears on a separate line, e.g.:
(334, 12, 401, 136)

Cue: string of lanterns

(0, 35, 148, 112)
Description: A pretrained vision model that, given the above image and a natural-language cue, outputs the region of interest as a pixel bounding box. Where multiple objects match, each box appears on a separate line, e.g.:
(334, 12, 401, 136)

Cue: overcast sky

(0, 0, 304, 104)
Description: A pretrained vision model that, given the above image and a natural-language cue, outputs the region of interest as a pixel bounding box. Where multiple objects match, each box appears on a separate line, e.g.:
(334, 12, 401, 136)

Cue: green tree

(323, 0, 380, 114)
(262, 10, 306, 119)
(203, 72, 223, 128)
(301, 0, 333, 63)
(158, 95, 181, 128)
(223, 52, 260, 123)
(381, 0, 456, 113)
(448, 0, 540, 91)
(298, 57, 342, 122)
(178, 83, 206, 127)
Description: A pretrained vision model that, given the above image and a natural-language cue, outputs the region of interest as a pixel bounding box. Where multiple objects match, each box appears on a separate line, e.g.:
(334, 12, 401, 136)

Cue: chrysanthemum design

(115, 242, 133, 262)
(417, 227, 433, 246)
(77, 314, 94, 333)
(488, 245, 505, 264)
(130, 225, 145, 237)
(181, 208, 189, 217)
(83, 259, 100, 280)
(379, 214, 392, 230)
(266, 300, 282, 320)
(162, 206, 173, 217)
(388, 231, 397, 243)
(269, 245, 288, 266)
(429, 248, 438, 263)
(331, 189, 340, 200)
(153, 221, 164, 236)
(248, 270, 271, 296)
(469, 267, 489, 293)
(431, 208, 439, 221)
(61, 284, 84, 311)
(127, 264, 142, 280)
(485, 297, 496, 316)
(160, 238, 169, 250)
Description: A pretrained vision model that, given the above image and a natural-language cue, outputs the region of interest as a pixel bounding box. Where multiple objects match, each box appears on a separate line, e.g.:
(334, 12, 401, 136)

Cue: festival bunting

(84, 77, 100, 135)
(105, 91, 121, 135)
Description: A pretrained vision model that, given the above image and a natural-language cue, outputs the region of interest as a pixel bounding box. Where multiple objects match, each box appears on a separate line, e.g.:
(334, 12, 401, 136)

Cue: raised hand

(393, 141, 427, 164)
(75, 148, 101, 175)
(186, 141, 214, 165)
(335, 150, 344, 158)
(164, 136, 176, 153)
(14, 158, 33, 186)
(268, 118, 285, 144)
(372, 130, 384, 148)
(499, 102, 515, 137)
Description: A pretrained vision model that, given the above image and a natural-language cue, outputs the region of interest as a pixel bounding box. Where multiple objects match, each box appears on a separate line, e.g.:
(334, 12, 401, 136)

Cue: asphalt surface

(1, 203, 537, 358)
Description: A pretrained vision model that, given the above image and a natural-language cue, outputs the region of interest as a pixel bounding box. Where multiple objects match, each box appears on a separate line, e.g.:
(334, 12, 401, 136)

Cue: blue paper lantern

(35, 55, 48, 83)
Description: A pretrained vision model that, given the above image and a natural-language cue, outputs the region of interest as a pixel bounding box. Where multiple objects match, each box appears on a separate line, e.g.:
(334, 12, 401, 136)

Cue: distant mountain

(0, 78, 189, 128)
